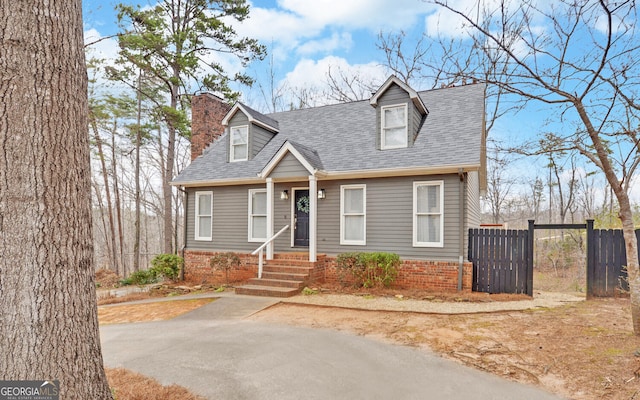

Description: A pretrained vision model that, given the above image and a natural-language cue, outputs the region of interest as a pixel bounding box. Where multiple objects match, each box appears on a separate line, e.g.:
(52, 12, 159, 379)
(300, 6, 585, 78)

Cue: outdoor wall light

(318, 189, 326, 199)
(280, 190, 289, 200)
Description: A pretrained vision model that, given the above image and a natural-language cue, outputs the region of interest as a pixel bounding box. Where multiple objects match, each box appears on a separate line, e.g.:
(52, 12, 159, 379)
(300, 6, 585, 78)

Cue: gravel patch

(282, 291, 585, 314)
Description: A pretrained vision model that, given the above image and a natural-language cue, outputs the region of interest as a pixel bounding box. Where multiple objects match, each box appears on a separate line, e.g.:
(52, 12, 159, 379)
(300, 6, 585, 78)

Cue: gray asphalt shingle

(173, 83, 485, 185)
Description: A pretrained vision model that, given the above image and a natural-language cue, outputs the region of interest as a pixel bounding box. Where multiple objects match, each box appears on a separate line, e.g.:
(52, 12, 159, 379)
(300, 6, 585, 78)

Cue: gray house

(173, 76, 486, 294)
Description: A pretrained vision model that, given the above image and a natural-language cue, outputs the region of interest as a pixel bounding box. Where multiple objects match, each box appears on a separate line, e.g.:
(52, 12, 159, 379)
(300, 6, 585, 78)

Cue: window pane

(252, 192, 266, 214)
(384, 106, 405, 127)
(344, 188, 363, 213)
(231, 127, 247, 144)
(198, 216, 212, 238)
(417, 185, 440, 213)
(198, 194, 211, 215)
(252, 216, 267, 239)
(233, 143, 248, 160)
(384, 127, 406, 148)
(344, 215, 364, 241)
(417, 215, 440, 243)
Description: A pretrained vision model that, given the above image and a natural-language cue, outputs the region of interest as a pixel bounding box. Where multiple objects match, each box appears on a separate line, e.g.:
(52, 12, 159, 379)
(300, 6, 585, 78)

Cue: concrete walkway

(100, 292, 564, 400)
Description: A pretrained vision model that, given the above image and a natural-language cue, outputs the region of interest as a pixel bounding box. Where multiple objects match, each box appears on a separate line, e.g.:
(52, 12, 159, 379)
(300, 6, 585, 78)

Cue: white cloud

(84, 28, 119, 62)
(282, 56, 387, 105)
(236, 0, 433, 60)
(296, 32, 353, 56)
(276, 0, 432, 31)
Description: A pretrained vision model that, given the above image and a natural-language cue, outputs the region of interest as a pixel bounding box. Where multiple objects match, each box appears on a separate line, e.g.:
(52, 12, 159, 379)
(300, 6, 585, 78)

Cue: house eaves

(221, 102, 280, 133)
(172, 163, 481, 188)
(170, 176, 264, 187)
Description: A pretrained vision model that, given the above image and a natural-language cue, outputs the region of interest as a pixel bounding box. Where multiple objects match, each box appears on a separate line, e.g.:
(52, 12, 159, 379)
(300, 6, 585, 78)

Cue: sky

(82, 0, 466, 109)
(81, 0, 640, 210)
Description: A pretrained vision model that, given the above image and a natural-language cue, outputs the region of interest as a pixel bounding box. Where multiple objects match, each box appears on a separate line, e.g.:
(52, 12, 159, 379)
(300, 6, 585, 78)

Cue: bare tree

(433, 0, 640, 332)
(324, 65, 380, 103)
(0, 0, 112, 397)
(485, 141, 517, 224)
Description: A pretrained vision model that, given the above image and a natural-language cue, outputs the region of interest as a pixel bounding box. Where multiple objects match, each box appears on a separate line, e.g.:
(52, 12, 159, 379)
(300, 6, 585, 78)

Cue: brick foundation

(321, 258, 471, 292)
(184, 250, 472, 292)
(184, 250, 258, 285)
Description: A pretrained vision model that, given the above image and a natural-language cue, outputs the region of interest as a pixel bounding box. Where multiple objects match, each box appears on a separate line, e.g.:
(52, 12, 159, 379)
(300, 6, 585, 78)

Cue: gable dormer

(370, 76, 428, 150)
(222, 103, 279, 162)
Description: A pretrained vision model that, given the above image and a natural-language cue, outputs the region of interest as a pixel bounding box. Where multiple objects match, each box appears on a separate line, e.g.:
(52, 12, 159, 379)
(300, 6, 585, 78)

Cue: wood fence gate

(469, 220, 635, 297)
(468, 228, 532, 295)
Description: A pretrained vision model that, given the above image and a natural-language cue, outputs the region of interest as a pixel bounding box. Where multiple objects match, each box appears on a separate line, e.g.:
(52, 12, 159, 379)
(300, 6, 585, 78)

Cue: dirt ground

(98, 298, 214, 324)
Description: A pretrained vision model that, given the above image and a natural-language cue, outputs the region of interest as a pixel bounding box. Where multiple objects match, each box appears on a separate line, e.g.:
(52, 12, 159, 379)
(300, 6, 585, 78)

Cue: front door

(293, 189, 310, 247)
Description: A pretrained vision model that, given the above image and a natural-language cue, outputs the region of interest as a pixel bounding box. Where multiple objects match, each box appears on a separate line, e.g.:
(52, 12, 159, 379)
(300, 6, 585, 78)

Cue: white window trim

(340, 184, 366, 245)
(413, 181, 444, 248)
(248, 188, 267, 243)
(230, 125, 249, 162)
(381, 104, 408, 150)
(194, 191, 213, 241)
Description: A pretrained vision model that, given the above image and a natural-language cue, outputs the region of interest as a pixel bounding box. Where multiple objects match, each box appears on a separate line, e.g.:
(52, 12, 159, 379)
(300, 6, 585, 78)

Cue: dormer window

(381, 104, 408, 149)
(230, 125, 248, 162)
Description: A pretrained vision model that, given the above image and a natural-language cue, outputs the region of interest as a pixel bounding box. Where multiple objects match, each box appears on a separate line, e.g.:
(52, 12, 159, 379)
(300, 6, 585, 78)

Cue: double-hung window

(248, 189, 267, 242)
(413, 181, 444, 247)
(340, 185, 366, 245)
(230, 125, 248, 162)
(195, 191, 213, 241)
(381, 104, 408, 149)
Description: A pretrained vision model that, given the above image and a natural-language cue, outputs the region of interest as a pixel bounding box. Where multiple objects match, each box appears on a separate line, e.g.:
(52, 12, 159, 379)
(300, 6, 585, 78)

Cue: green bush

(120, 269, 157, 286)
(150, 253, 183, 282)
(336, 252, 400, 288)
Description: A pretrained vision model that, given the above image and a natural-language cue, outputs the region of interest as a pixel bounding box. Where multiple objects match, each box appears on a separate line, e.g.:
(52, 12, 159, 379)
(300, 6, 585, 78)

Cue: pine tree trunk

(0, 1, 113, 398)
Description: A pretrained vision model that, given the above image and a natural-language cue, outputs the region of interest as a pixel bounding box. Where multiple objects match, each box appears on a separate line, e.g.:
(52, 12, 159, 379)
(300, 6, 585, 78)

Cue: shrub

(336, 252, 400, 288)
(210, 252, 241, 285)
(120, 270, 156, 286)
(150, 254, 183, 282)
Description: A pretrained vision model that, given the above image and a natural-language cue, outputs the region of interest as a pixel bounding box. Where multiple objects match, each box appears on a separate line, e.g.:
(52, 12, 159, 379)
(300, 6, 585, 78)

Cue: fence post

(586, 219, 594, 299)
(527, 220, 535, 296)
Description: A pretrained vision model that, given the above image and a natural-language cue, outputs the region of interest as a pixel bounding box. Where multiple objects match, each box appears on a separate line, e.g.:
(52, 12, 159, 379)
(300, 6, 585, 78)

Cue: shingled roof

(173, 82, 485, 186)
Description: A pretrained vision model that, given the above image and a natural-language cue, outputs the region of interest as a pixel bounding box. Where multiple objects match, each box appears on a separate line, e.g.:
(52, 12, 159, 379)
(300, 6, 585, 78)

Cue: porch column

(309, 175, 317, 262)
(266, 177, 274, 260)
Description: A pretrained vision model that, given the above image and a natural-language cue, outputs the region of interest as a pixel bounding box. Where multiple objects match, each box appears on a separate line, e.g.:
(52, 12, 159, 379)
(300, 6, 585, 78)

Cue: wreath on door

(296, 195, 310, 213)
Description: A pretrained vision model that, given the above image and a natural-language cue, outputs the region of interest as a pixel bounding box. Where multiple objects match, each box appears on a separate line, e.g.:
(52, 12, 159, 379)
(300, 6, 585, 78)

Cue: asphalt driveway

(100, 294, 564, 400)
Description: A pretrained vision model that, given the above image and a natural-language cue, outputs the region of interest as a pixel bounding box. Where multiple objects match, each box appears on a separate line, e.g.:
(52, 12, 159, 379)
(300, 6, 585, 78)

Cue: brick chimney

(191, 93, 232, 161)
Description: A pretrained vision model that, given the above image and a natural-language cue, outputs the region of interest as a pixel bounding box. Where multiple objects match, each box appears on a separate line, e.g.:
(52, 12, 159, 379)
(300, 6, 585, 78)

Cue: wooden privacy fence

(586, 220, 634, 297)
(469, 220, 636, 297)
(468, 228, 532, 295)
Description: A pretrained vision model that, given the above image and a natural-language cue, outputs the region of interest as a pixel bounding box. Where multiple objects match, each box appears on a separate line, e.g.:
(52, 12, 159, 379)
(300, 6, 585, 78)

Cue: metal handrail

(251, 225, 289, 279)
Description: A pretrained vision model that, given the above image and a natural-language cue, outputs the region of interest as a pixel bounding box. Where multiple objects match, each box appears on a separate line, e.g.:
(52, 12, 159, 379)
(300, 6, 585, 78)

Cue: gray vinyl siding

(185, 175, 466, 261)
(466, 171, 481, 228)
(409, 102, 423, 144)
(464, 170, 481, 261)
(251, 125, 275, 158)
(269, 153, 309, 178)
(186, 185, 266, 252)
(275, 175, 463, 261)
